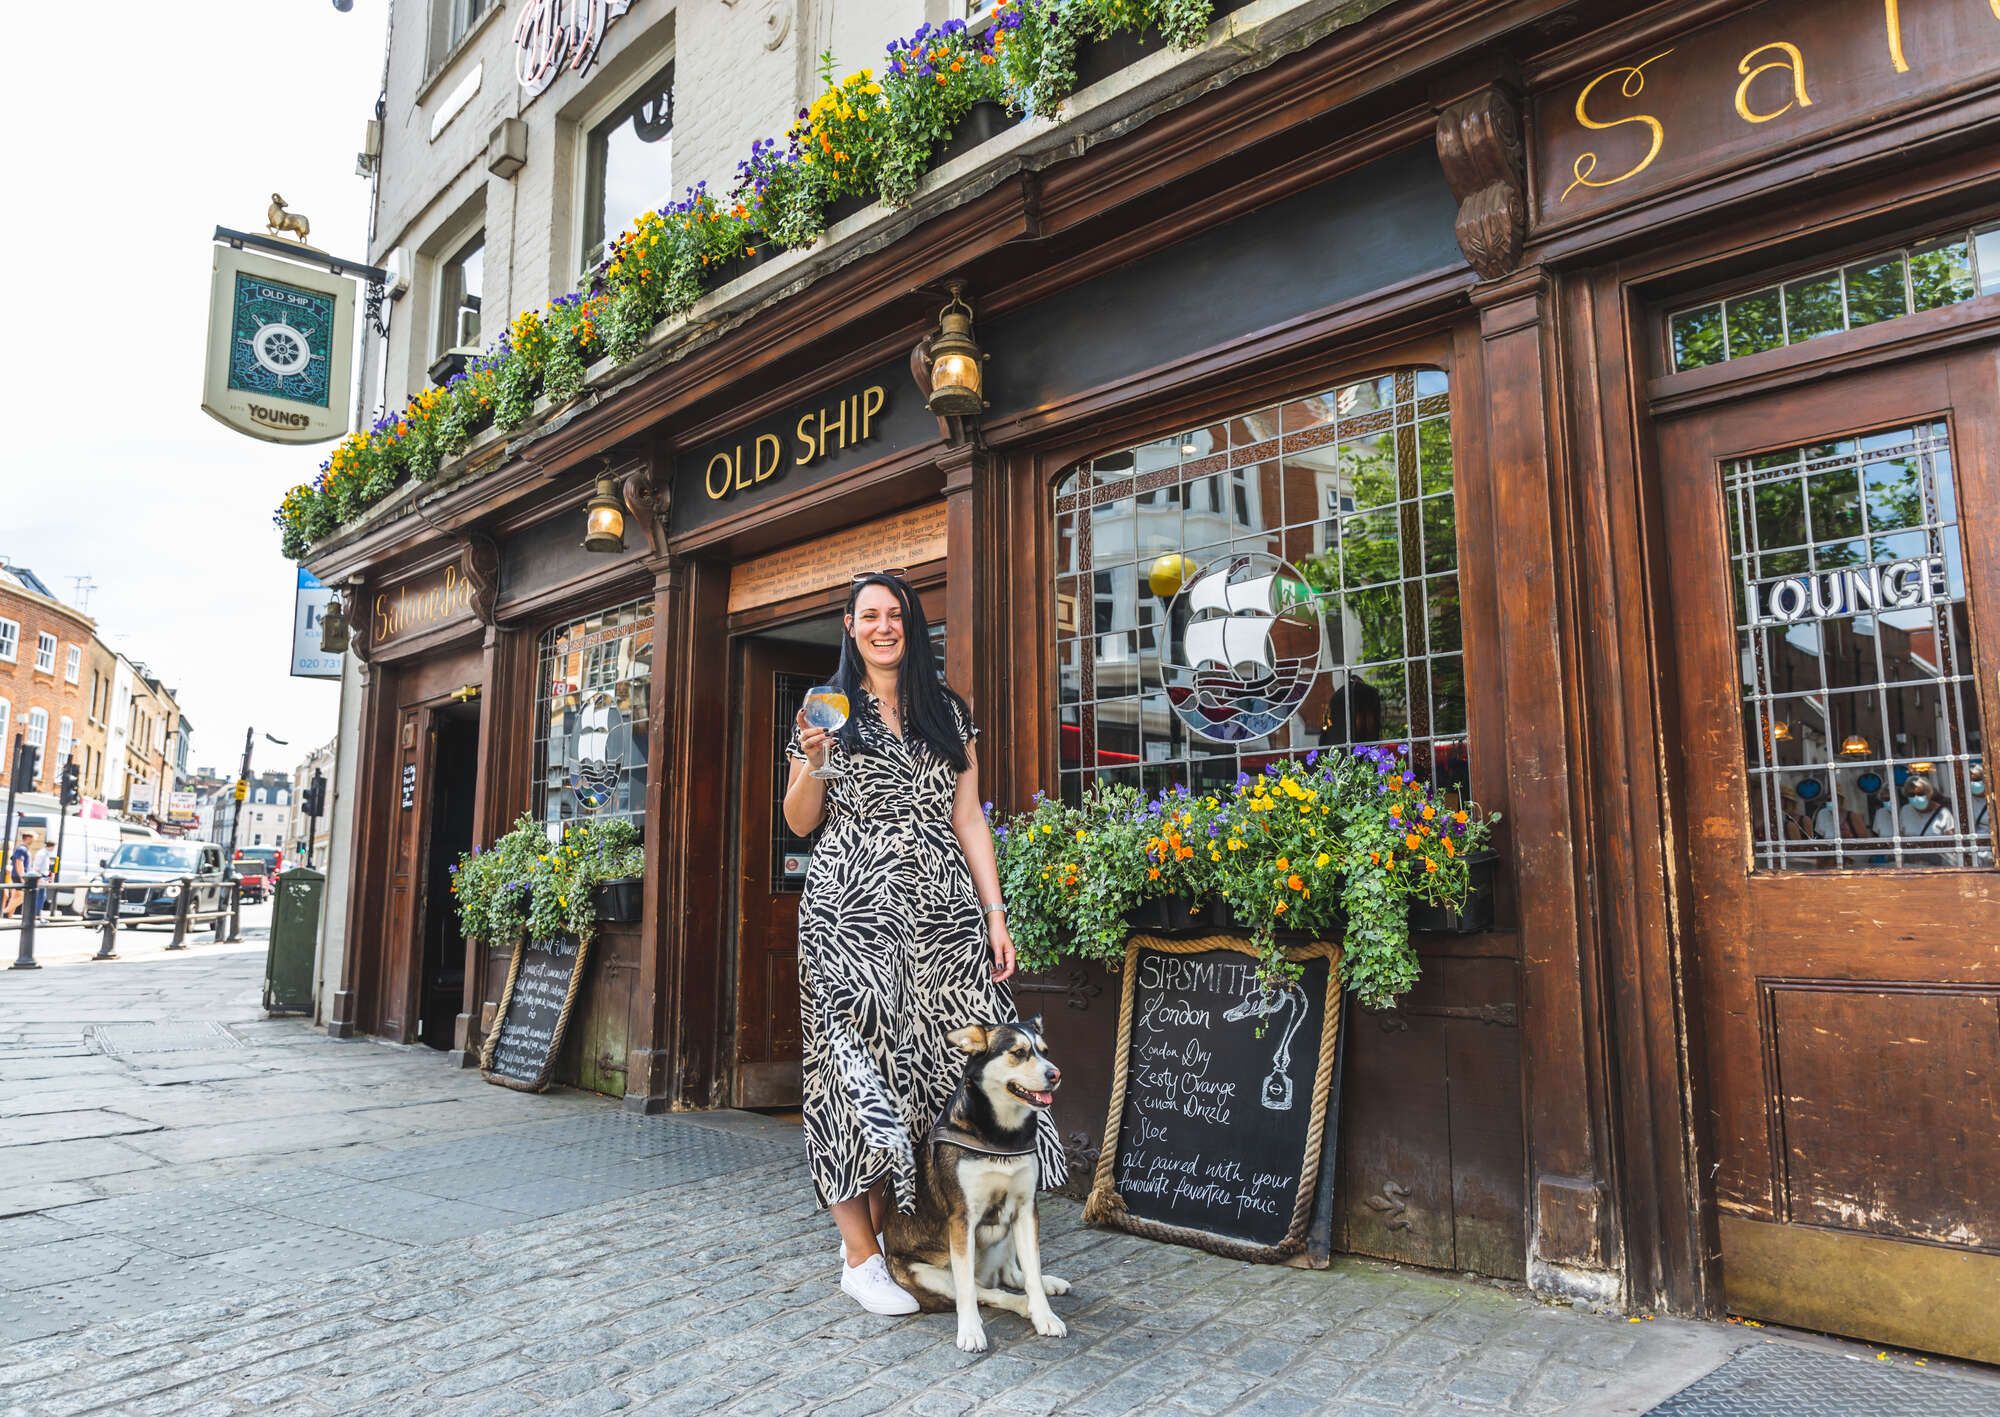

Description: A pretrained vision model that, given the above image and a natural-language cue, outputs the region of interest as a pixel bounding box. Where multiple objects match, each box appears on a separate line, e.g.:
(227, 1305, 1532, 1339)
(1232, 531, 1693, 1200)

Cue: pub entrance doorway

(732, 624, 841, 1107)
(417, 701, 480, 1051)
(1657, 346, 2000, 1362)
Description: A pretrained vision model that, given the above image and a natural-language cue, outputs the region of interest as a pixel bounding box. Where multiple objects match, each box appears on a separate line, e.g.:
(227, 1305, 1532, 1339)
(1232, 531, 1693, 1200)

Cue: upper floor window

(0, 700, 10, 747)
(253, 788, 266, 804)
(1670, 221, 2000, 372)
(0, 620, 15, 663)
(429, 0, 487, 70)
(35, 633, 57, 674)
(25, 708, 47, 754)
(583, 60, 675, 271)
(437, 232, 484, 359)
(56, 717, 72, 763)
(64, 644, 80, 684)
(1053, 368, 1467, 806)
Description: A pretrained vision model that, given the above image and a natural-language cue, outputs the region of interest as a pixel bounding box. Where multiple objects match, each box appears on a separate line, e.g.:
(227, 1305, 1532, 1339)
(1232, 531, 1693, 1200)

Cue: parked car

(86, 841, 227, 923)
(232, 848, 283, 903)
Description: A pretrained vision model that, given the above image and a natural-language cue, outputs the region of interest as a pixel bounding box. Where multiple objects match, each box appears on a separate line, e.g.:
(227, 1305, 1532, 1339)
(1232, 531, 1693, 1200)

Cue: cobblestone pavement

(6, 933, 1998, 1416)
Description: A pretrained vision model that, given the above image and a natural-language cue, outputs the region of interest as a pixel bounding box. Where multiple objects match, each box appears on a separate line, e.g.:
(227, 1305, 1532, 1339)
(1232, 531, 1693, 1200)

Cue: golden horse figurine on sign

(266, 193, 311, 243)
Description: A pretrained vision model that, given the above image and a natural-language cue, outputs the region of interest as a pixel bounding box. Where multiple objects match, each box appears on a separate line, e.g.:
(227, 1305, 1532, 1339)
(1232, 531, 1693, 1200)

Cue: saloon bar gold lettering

(374, 565, 476, 643)
(703, 385, 887, 502)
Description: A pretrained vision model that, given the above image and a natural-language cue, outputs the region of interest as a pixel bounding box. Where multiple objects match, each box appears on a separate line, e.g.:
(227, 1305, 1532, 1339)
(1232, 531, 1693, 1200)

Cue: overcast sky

(0, 1, 386, 779)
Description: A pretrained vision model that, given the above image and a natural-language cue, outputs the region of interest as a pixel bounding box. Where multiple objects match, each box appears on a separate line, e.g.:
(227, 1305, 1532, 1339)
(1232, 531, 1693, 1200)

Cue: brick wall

(0, 584, 96, 796)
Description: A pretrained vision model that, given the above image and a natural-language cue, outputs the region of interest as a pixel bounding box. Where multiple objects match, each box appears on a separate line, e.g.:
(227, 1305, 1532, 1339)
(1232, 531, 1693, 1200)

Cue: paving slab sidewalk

(4, 924, 1997, 1416)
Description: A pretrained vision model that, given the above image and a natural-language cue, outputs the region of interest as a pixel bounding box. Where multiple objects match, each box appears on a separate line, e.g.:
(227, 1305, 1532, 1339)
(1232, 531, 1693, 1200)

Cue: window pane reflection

(1728, 421, 1989, 869)
(1054, 369, 1468, 806)
(535, 598, 655, 837)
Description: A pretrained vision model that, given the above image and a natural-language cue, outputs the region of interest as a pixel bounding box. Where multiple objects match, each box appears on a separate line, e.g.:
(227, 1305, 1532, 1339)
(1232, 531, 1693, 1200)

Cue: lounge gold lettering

(1561, 50, 1674, 201)
(1735, 41, 1812, 122)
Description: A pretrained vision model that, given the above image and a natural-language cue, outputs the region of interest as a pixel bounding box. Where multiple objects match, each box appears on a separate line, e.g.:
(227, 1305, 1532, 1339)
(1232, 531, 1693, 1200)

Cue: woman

(782, 573, 1064, 1315)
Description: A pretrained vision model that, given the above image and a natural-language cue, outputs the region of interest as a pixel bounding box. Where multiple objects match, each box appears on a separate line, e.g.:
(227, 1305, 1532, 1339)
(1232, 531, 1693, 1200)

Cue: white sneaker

(840, 1253, 919, 1315)
(837, 1231, 886, 1265)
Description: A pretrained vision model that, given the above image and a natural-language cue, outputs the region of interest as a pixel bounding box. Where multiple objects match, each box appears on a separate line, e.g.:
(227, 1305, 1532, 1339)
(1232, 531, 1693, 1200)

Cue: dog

(267, 194, 311, 243)
(885, 1017, 1071, 1352)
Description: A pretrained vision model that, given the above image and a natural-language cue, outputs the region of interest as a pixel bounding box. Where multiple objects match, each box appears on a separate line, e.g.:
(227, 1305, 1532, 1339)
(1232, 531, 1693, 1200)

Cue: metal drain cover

(88, 1022, 245, 1056)
(1648, 1342, 2000, 1416)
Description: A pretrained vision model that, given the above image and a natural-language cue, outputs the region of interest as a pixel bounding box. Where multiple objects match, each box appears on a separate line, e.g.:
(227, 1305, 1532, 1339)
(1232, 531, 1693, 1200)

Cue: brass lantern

(318, 591, 351, 655)
(583, 471, 626, 553)
(925, 281, 986, 417)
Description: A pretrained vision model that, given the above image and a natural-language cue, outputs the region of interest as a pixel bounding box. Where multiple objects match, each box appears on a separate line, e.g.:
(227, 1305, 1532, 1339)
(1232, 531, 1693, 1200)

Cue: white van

(14, 811, 159, 912)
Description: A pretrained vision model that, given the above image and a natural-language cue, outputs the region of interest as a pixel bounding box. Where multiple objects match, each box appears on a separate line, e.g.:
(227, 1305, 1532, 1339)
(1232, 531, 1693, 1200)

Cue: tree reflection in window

(1053, 369, 1467, 808)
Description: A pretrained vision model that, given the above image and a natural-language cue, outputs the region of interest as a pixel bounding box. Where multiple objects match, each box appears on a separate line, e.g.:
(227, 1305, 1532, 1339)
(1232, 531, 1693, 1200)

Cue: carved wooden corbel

(1436, 87, 1527, 282)
(621, 463, 672, 559)
(457, 531, 500, 628)
(344, 580, 373, 665)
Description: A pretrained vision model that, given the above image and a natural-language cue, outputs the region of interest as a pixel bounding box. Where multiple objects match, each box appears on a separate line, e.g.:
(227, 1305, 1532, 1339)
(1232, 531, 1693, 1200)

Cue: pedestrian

(1885, 772, 1959, 865)
(1970, 764, 1992, 868)
(781, 572, 1063, 1316)
(31, 836, 54, 914)
(2, 831, 29, 919)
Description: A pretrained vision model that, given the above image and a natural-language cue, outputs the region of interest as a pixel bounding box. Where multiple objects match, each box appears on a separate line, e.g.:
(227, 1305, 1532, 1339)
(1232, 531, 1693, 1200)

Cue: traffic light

(12, 741, 38, 786)
(304, 770, 327, 819)
(59, 759, 80, 806)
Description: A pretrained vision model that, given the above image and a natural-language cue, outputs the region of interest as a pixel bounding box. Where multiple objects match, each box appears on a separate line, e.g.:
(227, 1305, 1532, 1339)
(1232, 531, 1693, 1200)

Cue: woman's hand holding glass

(797, 685, 849, 780)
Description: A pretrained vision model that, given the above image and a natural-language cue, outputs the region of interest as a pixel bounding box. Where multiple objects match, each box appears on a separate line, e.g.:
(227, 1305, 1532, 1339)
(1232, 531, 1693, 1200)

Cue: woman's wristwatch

(981, 900, 1007, 918)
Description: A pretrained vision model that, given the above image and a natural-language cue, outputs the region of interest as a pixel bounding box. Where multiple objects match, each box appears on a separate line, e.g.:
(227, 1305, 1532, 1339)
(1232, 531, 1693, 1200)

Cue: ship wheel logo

(1164, 552, 1323, 742)
(248, 322, 315, 378)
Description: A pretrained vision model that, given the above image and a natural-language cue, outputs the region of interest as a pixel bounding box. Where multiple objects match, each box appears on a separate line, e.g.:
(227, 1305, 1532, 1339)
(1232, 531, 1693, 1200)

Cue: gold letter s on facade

(1561, 49, 1674, 202)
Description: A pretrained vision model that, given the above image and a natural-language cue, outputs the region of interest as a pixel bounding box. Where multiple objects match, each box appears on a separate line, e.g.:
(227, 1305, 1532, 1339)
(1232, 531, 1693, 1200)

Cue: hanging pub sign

(1533, 0, 2000, 226)
(673, 359, 937, 534)
(1750, 554, 1948, 628)
(202, 245, 356, 444)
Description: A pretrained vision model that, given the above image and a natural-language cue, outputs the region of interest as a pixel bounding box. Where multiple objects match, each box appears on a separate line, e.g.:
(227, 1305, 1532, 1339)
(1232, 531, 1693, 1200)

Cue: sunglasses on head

(850, 567, 910, 583)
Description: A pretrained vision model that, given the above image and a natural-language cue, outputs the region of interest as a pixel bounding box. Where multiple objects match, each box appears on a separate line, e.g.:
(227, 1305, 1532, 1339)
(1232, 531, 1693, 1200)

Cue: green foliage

(995, 749, 1497, 1008)
(878, 21, 1006, 205)
(451, 815, 645, 950)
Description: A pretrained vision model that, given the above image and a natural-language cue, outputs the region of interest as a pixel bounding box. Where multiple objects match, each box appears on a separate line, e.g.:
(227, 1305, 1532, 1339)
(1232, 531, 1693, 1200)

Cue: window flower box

(592, 877, 644, 924)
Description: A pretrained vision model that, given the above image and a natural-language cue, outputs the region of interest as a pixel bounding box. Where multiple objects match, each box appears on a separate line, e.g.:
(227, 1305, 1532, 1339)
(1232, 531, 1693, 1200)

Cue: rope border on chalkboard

(477, 930, 594, 1093)
(1082, 933, 1342, 1263)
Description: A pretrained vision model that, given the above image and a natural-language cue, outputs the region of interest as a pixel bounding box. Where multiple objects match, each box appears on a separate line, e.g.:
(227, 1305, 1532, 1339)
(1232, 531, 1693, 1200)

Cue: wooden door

(1658, 347, 2000, 1362)
(733, 638, 828, 1107)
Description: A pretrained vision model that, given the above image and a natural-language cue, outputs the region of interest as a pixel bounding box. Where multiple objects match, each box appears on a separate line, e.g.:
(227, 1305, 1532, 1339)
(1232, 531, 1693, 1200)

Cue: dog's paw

(955, 1321, 989, 1353)
(1038, 1273, 1071, 1296)
(1032, 1309, 1068, 1338)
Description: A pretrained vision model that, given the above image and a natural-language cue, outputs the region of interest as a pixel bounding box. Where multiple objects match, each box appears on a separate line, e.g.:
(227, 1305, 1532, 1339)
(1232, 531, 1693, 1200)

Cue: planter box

(1408, 852, 1497, 935)
(937, 100, 1013, 167)
(1072, 29, 1156, 93)
(823, 191, 871, 228)
(592, 878, 643, 924)
(1123, 893, 1231, 937)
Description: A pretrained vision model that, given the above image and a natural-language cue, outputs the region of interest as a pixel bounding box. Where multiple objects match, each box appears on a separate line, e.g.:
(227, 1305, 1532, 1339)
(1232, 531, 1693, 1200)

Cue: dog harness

(929, 1120, 1038, 1158)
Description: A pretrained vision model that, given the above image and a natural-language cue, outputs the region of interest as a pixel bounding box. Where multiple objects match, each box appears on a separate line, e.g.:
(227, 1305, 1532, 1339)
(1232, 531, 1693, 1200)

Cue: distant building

(0, 561, 100, 805)
(290, 738, 336, 866)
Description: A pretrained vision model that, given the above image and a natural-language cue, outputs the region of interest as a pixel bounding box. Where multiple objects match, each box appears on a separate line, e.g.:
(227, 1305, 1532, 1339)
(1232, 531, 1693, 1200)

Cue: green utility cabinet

(265, 867, 323, 1016)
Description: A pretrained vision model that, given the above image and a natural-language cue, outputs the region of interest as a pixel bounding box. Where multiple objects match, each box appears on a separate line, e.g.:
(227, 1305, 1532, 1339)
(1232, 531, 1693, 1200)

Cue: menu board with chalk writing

(480, 934, 590, 1092)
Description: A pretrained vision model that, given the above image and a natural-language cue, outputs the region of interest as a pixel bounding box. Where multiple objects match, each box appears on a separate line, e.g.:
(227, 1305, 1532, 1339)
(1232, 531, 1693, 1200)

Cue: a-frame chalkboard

(479, 933, 591, 1092)
(1084, 934, 1342, 1262)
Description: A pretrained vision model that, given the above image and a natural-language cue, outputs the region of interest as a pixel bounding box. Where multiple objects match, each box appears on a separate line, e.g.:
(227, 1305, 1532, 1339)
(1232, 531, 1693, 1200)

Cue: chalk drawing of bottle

(1223, 981, 1310, 1111)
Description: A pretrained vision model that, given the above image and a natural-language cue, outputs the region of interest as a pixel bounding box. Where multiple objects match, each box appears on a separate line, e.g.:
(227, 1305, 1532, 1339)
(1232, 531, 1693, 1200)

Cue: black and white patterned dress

(788, 689, 1066, 1210)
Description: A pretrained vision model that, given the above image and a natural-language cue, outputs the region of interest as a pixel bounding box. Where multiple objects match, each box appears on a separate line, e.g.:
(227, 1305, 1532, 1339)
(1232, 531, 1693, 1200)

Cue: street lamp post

(222, 729, 289, 883)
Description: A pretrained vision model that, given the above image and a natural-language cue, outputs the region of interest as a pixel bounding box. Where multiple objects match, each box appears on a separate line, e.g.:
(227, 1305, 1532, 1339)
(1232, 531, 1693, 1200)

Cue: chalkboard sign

(479, 933, 591, 1092)
(1084, 934, 1342, 1262)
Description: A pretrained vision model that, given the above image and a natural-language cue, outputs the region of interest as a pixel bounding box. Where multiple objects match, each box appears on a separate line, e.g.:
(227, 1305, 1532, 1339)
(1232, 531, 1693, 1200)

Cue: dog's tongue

(1023, 1088, 1054, 1107)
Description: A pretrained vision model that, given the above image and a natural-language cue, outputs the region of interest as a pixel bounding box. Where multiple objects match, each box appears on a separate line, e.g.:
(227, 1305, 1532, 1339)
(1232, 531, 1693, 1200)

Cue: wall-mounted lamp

(1839, 733, 1873, 757)
(1770, 719, 1792, 743)
(923, 281, 987, 417)
(318, 591, 351, 654)
(583, 469, 626, 553)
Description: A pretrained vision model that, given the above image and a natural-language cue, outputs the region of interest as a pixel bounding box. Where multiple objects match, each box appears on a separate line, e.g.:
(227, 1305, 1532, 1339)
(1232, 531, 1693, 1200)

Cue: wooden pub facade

(307, 0, 2000, 1362)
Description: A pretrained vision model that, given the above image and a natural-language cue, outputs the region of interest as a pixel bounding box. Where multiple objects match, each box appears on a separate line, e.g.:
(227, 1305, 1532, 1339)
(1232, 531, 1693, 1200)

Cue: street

(4, 920, 1997, 1415)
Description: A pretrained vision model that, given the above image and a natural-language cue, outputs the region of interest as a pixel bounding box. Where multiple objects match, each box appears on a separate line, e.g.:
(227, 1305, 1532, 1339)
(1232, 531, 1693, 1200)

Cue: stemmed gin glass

(802, 684, 850, 779)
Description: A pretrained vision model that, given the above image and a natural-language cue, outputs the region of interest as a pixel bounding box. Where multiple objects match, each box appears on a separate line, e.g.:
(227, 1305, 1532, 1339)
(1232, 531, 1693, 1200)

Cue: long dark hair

(833, 574, 969, 772)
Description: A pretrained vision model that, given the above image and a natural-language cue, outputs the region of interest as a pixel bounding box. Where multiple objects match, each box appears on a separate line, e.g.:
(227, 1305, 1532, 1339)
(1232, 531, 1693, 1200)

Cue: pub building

(307, 0, 2000, 1363)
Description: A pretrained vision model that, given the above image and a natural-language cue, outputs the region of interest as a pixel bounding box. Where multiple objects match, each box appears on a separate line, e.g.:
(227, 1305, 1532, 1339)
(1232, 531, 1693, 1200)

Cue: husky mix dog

(885, 1017, 1072, 1352)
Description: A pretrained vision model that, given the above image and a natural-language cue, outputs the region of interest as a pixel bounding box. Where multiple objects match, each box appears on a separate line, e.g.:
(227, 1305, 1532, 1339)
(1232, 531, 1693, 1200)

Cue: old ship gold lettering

(705, 384, 887, 502)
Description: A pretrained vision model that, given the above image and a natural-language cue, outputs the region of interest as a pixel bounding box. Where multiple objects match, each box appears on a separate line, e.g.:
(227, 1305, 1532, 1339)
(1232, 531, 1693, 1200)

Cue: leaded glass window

(534, 597, 654, 837)
(1053, 369, 1467, 807)
(1728, 422, 1987, 869)
(1670, 222, 2000, 371)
